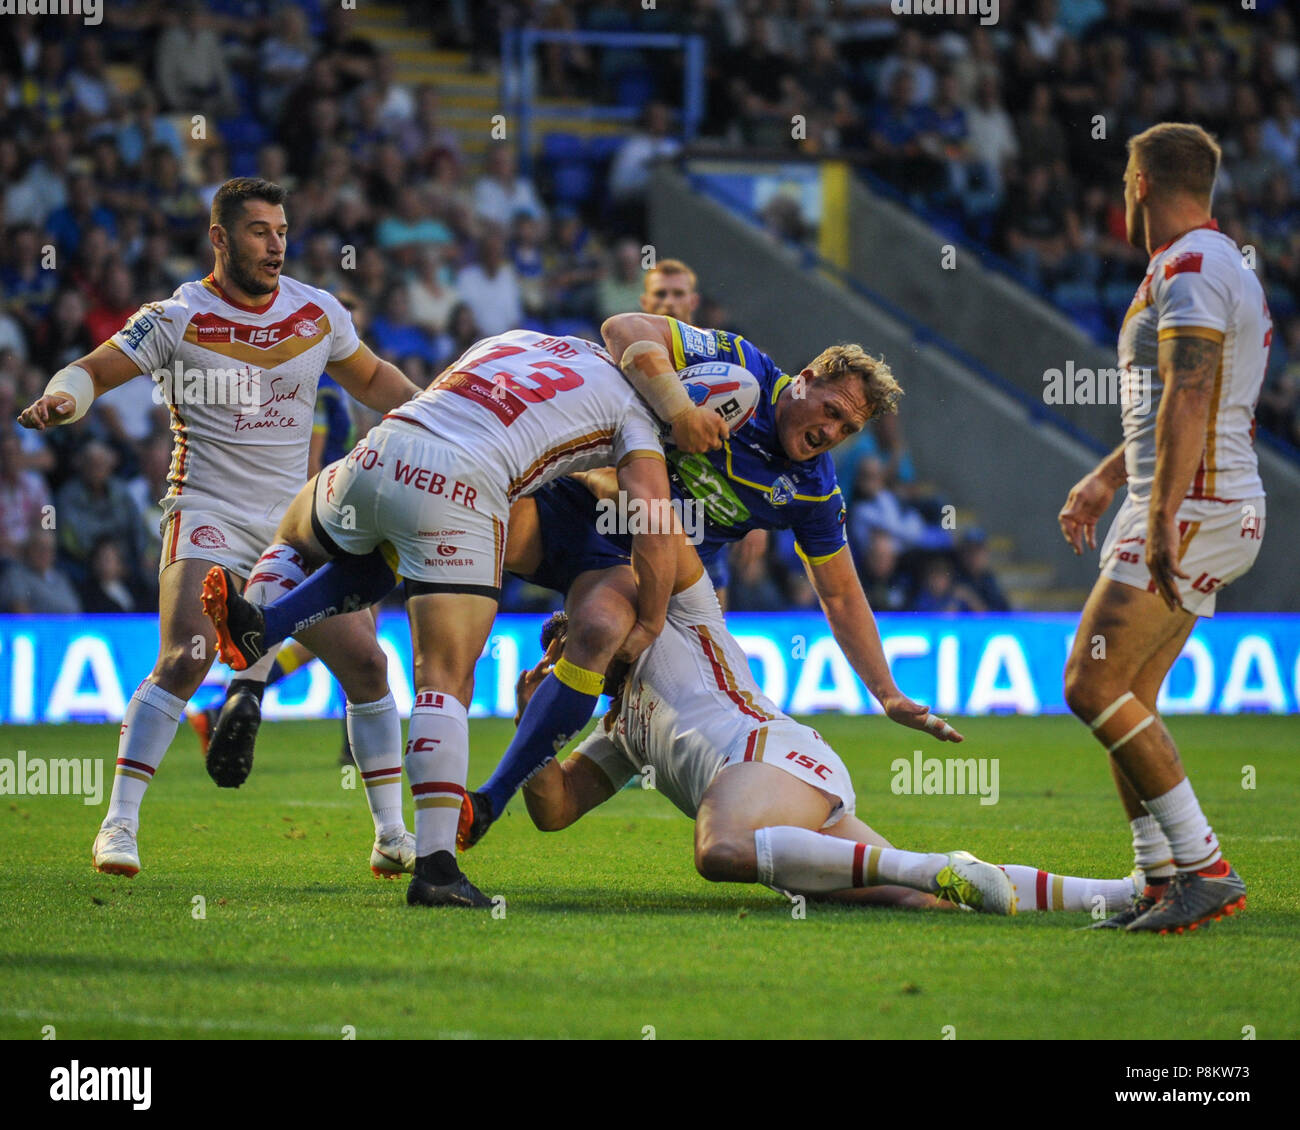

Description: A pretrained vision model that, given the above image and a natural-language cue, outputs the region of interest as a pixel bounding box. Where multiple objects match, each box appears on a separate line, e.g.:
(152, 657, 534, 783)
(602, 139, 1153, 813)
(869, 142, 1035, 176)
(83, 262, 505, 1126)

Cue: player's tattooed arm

(1147, 331, 1222, 609)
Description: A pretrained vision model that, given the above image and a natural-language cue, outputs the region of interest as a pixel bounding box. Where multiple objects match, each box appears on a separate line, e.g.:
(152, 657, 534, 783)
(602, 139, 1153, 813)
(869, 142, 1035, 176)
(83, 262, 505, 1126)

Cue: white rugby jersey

(109, 274, 360, 506)
(1117, 222, 1270, 505)
(603, 576, 783, 817)
(387, 330, 662, 501)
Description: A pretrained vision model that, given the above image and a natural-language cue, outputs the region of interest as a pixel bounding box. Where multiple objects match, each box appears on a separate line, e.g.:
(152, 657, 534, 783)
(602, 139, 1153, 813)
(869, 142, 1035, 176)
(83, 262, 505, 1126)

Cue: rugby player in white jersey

(18, 179, 424, 880)
(201, 329, 724, 907)
(515, 542, 1140, 918)
(1057, 124, 1269, 933)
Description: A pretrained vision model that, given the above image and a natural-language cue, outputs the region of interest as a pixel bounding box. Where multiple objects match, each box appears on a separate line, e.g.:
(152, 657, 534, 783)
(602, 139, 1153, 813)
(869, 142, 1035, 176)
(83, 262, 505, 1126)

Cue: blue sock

(260, 549, 398, 647)
(479, 657, 604, 814)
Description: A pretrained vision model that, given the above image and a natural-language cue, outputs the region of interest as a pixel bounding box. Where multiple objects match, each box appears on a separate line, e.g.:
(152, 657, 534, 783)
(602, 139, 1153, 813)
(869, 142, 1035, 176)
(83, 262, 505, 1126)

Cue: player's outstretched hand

(514, 636, 561, 724)
(882, 692, 964, 743)
(1145, 512, 1189, 613)
(17, 393, 76, 431)
(670, 405, 728, 453)
(1058, 471, 1115, 555)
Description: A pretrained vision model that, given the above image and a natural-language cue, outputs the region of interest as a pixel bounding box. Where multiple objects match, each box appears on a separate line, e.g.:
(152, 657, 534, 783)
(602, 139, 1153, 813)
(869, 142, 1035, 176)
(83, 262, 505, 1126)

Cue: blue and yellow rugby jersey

(664, 318, 848, 568)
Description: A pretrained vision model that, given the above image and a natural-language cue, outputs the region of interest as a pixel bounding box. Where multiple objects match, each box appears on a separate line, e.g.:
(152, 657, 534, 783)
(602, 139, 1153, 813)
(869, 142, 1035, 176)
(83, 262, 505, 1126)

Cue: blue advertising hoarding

(1, 612, 1298, 724)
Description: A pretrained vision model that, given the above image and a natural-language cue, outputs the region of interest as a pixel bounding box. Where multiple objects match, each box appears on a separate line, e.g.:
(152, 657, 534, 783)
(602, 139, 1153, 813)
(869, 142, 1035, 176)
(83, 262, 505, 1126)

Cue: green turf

(1, 713, 1297, 1039)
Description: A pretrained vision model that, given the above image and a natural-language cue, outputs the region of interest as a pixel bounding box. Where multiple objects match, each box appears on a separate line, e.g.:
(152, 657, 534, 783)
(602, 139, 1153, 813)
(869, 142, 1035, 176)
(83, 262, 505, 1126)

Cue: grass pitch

(1, 713, 1297, 1040)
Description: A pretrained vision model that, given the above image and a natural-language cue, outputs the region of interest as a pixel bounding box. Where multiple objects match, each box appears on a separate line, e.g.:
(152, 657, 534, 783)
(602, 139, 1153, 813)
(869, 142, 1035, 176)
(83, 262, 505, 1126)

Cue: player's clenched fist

(1058, 471, 1115, 556)
(670, 405, 729, 453)
(17, 393, 77, 431)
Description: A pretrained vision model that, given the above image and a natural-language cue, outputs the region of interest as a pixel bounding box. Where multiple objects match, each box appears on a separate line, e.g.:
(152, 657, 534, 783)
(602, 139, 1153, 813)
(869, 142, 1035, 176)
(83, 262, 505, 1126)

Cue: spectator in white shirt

(406, 245, 461, 336)
(456, 227, 524, 338)
(472, 146, 546, 229)
(609, 103, 681, 203)
(965, 74, 1019, 203)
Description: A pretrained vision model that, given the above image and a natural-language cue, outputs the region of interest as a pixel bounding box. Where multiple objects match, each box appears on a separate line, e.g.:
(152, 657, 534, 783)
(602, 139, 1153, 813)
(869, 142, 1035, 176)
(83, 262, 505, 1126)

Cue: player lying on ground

(18, 177, 422, 880)
(515, 567, 1138, 917)
(201, 327, 721, 907)
(1056, 123, 1267, 935)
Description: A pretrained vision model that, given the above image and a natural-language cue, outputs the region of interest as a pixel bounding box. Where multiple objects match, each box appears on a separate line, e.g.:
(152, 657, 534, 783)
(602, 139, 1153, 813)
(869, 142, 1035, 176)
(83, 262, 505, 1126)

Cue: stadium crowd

(35, 1, 1300, 614)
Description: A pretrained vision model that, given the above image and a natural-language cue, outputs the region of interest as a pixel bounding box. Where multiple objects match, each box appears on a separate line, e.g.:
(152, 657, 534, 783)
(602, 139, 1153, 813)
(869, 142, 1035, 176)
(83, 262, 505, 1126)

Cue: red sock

(1197, 858, 1231, 878)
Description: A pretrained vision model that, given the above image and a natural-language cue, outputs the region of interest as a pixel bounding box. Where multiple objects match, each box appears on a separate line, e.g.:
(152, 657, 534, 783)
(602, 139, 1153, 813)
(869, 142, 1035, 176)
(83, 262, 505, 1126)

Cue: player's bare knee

(563, 604, 629, 671)
(338, 642, 389, 702)
(694, 833, 756, 883)
(152, 643, 210, 699)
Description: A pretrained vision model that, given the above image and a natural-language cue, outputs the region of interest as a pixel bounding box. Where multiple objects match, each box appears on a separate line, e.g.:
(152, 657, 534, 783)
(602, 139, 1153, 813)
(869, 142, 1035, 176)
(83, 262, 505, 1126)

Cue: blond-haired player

(1057, 123, 1268, 934)
(19, 178, 424, 880)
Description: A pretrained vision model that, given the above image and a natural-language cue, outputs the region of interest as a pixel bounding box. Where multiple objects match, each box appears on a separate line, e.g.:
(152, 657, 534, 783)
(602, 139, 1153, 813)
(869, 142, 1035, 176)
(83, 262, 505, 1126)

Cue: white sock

(347, 692, 405, 836)
(998, 864, 1137, 912)
(1130, 813, 1175, 881)
(103, 680, 185, 830)
(1144, 778, 1221, 871)
(405, 691, 468, 858)
(754, 826, 947, 893)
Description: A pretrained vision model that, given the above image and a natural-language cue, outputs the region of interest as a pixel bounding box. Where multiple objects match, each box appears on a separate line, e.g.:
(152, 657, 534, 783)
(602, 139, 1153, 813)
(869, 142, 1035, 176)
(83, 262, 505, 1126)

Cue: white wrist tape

(43, 365, 95, 423)
(619, 340, 692, 423)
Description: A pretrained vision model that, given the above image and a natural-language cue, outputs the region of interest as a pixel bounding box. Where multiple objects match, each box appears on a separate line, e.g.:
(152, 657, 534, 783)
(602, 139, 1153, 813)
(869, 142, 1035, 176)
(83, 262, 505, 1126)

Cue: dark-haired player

(20, 179, 423, 880)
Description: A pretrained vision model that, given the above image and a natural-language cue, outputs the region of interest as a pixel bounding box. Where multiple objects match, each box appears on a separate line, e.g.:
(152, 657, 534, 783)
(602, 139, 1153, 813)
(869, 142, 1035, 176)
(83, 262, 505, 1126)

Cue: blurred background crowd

(3, 0, 1292, 615)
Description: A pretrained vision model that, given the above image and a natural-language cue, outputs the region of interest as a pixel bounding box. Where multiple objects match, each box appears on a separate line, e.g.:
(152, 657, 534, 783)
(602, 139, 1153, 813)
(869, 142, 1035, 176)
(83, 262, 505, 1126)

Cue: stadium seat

(218, 116, 268, 152)
(541, 133, 587, 165)
(551, 162, 596, 206)
(615, 68, 657, 108)
(549, 317, 597, 339)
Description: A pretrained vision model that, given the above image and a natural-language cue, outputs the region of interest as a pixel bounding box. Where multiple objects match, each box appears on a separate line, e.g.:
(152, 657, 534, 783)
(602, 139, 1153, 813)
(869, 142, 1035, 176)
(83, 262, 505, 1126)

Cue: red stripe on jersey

(852, 842, 866, 888)
(694, 628, 767, 723)
(1164, 251, 1203, 279)
(1035, 869, 1048, 910)
(438, 371, 528, 426)
(742, 730, 757, 762)
(509, 435, 613, 499)
(189, 302, 326, 349)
